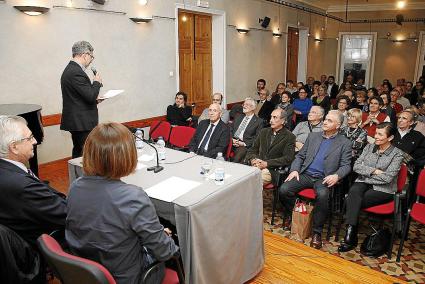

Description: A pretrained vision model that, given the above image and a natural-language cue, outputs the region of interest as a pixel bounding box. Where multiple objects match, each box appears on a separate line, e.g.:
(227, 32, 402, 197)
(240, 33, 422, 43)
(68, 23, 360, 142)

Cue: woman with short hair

(277, 91, 294, 130)
(340, 108, 368, 160)
(362, 96, 390, 142)
(338, 122, 404, 252)
(66, 122, 178, 284)
(166, 91, 193, 126)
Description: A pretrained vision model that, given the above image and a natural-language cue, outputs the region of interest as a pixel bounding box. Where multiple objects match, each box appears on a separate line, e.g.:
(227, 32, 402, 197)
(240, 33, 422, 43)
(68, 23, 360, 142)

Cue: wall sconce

(273, 32, 282, 38)
(14, 5, 50, 16)
(129, 17, 153, 23)
(314, 38, 323, 42)
(236, 28, 250, 34)
(392, 39, 406, 43)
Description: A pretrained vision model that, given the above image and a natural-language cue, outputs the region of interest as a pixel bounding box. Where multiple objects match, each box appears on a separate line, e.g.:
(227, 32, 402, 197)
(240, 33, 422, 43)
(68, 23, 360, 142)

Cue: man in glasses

(60, 40, 103, 158)
(0, 115, 67, 247)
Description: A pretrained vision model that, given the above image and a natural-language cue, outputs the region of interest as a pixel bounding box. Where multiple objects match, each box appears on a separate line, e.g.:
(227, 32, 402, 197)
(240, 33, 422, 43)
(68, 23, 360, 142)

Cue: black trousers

(70, 130, 91, 158)
(345, 182, 393, 225)
(231, 146, 247, 163)
(279, 174, 330, 234)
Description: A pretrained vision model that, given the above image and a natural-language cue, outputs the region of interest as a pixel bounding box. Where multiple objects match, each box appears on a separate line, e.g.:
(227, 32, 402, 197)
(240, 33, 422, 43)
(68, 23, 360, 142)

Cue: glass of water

(201, 159, 213, 177)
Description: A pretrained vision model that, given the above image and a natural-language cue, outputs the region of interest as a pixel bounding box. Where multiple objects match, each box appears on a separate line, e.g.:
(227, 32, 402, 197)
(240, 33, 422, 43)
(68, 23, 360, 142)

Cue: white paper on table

(138, 154, 155, 162)
(99, 89, 124, 99)
(144, 176, 201, 202)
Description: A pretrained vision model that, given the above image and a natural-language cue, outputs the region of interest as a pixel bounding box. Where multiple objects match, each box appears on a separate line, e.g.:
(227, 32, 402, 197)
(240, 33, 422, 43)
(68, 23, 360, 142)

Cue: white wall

(0, 0, 302, 162)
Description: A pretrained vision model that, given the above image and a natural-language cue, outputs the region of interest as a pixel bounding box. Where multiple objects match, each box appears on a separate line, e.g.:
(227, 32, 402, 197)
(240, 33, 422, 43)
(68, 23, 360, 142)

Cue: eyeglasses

(13, 134, 34, 143)
(86, 53, 94, 60)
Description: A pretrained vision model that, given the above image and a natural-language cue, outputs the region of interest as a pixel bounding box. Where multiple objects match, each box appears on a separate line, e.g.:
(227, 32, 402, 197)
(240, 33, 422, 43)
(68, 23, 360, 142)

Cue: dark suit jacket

(189, 119, 230, 158)
(329, 84, 339, 99)
(60, 61, 102, 131)
(290, 132, 352, 179)
(257, 100, 274, 126)
(245, 127, 296, 183)
(0, 159, 67, 246)
(231, 114, 263, 148)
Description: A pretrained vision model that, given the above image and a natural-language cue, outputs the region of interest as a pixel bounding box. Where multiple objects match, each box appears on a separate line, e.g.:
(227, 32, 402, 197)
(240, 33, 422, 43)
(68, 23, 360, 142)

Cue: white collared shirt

(398, 128, 410, 138)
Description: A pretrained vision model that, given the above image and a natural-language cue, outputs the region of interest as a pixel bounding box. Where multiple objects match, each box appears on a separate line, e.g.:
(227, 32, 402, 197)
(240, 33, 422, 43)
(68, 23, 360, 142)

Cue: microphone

(133, 129, 164, 173)
(91, 66, 97, 75)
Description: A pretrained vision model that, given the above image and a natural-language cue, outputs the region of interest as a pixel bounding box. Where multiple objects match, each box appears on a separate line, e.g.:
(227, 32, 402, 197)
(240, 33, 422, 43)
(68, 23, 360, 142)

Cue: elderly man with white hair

(189, 103, 230, 158)
(198, 93, 230, 124)
(279, 110, 352, 249)
(0, 115, 67, 247)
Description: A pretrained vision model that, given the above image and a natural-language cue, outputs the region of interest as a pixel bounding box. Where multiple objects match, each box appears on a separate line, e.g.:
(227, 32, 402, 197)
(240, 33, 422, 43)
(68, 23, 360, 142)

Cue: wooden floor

(39, 160, 405, 284)
(250, 231, 405, 284)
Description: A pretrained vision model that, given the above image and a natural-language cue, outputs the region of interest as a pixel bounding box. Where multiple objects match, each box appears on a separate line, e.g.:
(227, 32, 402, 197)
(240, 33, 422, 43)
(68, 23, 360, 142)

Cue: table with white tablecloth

(68, 147, 264, 284)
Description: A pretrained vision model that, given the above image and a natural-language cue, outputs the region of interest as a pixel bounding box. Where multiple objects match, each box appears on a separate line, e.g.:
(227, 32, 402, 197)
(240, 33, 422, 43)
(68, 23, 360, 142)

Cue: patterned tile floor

(262, 190, 425, 284)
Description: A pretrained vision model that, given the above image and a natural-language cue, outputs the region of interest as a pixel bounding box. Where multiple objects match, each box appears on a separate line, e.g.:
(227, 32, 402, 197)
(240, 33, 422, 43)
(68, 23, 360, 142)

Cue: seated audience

(271, 83, 285, 106)
(389, 89, 403, 114)
(320, 74, 328, 85)
(407, 80, 424, 106)
(312, 85, 331, 113)
(310, 81, 321, 99)
(292, 106, 324, 151)
(354, 78, 367, 91)
(340, 108, 368, 160)
(279, 110, 352, 249)
(393, 110, 425, 166)
(362, 96, 390, 142)
(198, 93, 230, 124)
(245, 108, 295, 184)
(406, 105, 425, 136)
(382, 82, 392, 94)
(327, 75, 339, 99)
(352, 90, 368, 111)
(255, 88, 274, 126)
(293, 87, 313, 122)
(305, 77, 315, 96)
(189, 103, 230, 158)
(0, 115, 66, 247)
(276, 92, 294, 130)
(380, 93, 397, 125)
(66, 122, 178, 283)
(337, 81, 353, 98)
(405, 81, 414, 103)
(335, 95, 351, 127)
(339, 74, 354, 91)
(285, 80, 298, 95)
(367, 87, 379, 101)
(338, 123, 404, 252)
(230, 98, 263, 163)
(395, 86, 410, 110)
(166, 92, 192, 126)
(256, 78, 266, 96)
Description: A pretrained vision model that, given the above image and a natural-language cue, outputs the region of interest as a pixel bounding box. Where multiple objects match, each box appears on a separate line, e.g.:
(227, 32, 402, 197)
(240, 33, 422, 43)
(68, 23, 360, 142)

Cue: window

(337, 33, 377, 88)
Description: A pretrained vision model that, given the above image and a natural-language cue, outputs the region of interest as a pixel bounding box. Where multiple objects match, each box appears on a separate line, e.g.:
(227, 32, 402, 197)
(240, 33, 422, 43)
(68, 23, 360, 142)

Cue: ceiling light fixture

(396, 1, 406, 9)
(14, 5, 50, 16)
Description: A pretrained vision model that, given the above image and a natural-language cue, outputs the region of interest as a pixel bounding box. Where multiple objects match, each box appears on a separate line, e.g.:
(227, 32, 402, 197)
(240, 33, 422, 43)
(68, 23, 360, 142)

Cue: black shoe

(338, 225, 358, 252)
(282, 215, 292, 231)
(310, 233, 322, 249)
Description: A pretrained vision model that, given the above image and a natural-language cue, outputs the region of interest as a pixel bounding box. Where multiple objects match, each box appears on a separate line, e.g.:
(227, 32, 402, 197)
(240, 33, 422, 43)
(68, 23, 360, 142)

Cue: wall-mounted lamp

(314, 38, 323, 42)
(273, 32, 282, 38)
(392, 39, 406, 43)
(14, 5, 50, 16)
(139, 0, 148, 5)
(236, 28, 250, 34)
(129, 17, 153, 23)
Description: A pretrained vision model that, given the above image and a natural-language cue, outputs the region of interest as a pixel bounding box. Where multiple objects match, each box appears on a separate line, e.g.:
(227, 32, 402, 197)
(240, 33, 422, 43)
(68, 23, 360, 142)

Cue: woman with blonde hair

(66, 122, 178, 284)
(340, 108, 368, 160)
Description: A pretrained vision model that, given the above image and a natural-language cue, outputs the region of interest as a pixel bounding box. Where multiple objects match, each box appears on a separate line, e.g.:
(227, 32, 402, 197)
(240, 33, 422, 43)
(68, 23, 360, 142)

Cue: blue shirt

(293, 98, 313, 117)
(306, 137, 335, 178)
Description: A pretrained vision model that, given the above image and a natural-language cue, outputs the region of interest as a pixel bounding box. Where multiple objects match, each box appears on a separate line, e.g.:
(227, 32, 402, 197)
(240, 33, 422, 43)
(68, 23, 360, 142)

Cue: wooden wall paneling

(286, 27, 299, 82)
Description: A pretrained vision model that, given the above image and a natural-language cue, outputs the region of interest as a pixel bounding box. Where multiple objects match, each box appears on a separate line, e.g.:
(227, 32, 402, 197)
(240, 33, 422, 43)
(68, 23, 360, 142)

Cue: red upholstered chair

(169, 126, 196, 150)
(149, 120, 172, 142)
(141, 256, 185, 284)
(37, 234, 116, 284)
(335, 164, 408, 259)
(397, 168, 425, 262)
(263, 167, 289, 225)
(225, 136, 233, 160)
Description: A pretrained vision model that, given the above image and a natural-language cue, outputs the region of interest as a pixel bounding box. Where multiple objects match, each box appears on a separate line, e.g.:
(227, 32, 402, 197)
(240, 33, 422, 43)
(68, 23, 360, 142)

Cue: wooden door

(178, 11, 212, 115)
(286, 27, 299, 83)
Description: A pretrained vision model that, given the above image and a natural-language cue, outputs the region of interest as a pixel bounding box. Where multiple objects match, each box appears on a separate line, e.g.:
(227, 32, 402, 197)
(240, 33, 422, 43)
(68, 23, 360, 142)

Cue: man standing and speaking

(60, 41, 103, 158)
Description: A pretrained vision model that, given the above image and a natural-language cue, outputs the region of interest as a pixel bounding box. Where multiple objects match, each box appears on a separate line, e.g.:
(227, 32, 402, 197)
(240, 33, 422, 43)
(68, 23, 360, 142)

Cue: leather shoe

(338, 225, 358, 252)
(282, 216, 292, 231)
(310, 233, 322, 249)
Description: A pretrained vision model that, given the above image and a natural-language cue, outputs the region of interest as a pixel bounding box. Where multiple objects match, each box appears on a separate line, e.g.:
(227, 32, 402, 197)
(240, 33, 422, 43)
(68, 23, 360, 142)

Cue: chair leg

(388, 215, 398, 259)
(396, 213, 411, 262)
(271, 188, 278, 225)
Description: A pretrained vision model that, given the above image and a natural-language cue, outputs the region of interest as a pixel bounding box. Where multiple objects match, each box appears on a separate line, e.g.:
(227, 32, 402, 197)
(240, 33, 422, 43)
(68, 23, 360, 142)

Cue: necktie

(27, 169, 39, 180)
(234, 116, 249, 139)
(198, 124, 215, 154)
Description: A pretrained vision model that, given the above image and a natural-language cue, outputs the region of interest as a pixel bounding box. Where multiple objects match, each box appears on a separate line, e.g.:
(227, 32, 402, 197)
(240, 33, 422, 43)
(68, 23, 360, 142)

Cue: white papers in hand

(144, 176, 200, 202)
(99, 89, 124, 99)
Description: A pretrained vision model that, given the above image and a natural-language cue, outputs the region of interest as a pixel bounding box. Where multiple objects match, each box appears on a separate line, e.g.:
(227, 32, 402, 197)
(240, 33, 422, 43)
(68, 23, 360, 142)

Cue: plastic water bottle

(157, 136, 166, 160)
(215, 152, 225, 185)
(135, 128, 144, 151)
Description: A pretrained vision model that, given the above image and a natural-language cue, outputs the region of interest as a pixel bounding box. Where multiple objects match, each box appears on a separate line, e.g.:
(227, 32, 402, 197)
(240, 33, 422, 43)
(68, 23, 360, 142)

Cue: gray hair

(273, 108, 287, 124)
(311, 106, 325, 119)
(328, 110, 344, 126)
(72, 41, 94, 57)
(244, 97, 257, 108)
(0, 115, 27, 158)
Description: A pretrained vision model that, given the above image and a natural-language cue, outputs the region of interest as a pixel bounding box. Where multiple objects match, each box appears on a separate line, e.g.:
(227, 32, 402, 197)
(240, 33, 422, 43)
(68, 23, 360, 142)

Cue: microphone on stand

(133, 129, 164, 173)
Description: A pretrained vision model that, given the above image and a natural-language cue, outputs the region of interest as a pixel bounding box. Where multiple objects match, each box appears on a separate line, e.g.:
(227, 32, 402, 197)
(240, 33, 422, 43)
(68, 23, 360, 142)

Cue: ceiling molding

(327, 3, 425, 13)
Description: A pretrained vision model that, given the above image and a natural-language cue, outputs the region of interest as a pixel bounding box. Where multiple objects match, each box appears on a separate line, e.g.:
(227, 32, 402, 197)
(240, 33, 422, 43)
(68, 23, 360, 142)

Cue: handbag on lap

(290, 199, 314, 241)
